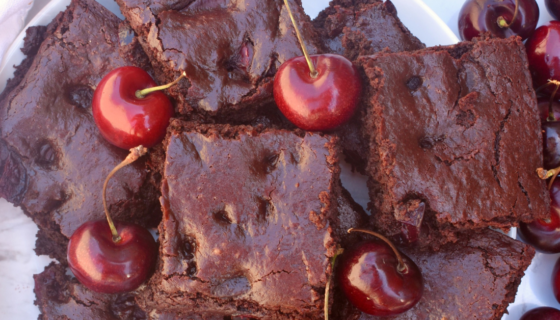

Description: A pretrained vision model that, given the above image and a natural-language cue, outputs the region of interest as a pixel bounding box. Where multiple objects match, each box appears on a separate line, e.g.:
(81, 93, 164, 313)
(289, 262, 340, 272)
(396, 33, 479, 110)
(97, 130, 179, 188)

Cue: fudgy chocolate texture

(359, 37, 549, 246)
(0, 0, 160, 263)
(34, 263, 147, 320)
(314, 0, 424, 60)
(136, 122, 366, 319)
(116, 0, 322, 122)
(332, 229, 535, 320)
(313, 0, 425, 172)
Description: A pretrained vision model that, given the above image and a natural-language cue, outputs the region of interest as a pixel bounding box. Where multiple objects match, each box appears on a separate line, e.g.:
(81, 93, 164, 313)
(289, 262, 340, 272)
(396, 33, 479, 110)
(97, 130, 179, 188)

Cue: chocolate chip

(0, 147, 27, 204)
(35, 140, 60, 170)
(64, 85, 93, 110)
(406, 76, 423, 91)
(419, 137, 434, 149)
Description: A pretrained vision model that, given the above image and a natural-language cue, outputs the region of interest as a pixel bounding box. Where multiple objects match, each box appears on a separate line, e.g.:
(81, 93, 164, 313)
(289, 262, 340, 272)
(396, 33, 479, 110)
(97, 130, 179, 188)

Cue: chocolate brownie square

(0, 0, 160, 262)
(332, 229, 535, 320)
(135, 121, 367, 318)
(314, 0, 425, 172)
(116, 0, 323, 123)
(34, 262, 147, 320)
(358, 37, 549, 246)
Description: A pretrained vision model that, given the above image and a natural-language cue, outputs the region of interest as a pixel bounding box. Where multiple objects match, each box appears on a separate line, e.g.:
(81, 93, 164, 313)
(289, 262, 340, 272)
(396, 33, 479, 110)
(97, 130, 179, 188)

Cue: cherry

(538, 96, 560, 122)
(542, 121, 560, 170)
(337, 229, 423, 316)
(92, 67, 184, 150)
(546, 0, 560, 21)
(520, 307, 560, 320)
(458, 0, 539, 41)
(67, 220, 157, 293)
(518, 204, 560, 254)
(67, 146, 158, 293)
(554, 258, 560, 304)
(526, 23, 560, 99)
(273, 0, 361, 131)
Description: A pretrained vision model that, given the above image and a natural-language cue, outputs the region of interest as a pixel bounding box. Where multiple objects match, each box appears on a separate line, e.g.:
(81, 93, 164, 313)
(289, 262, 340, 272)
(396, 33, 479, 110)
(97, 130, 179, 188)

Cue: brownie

(0, 0, 160, 263)
(358, 37, 549, 246)
(34, 262, 147, 320)
(116, 0, 323, 123)
(331, 229, 535, 320)
(313, 0, 425, 172)
(135, 121, 367, 319)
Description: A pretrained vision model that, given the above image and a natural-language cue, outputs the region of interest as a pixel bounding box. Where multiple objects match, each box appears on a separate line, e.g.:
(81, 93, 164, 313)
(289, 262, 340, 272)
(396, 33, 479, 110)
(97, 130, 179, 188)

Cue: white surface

(0, 0, 547, 319)
(0, 0, 34, 71)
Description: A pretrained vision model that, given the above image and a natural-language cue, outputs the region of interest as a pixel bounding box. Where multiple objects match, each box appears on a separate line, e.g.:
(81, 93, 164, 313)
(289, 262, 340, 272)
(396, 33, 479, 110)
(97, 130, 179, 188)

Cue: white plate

(8, 0, 547, 319)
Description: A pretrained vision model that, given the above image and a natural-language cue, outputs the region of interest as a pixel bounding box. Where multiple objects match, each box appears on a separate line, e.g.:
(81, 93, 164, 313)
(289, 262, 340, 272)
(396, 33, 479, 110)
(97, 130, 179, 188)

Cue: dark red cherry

(543, 121, 560, 169)
(526, 23, 560, 99)
(337, 231, 423, 316)
(554, 259, 560, 304)
(458, 0, 539, 41)
(92, 66, 177, 150)
(520, 307, 560, 320)
(538, 97, 560, 122)
(273, 54, 361, 131)
(546, 0, 560, 21)
(67, 220, 158, 293)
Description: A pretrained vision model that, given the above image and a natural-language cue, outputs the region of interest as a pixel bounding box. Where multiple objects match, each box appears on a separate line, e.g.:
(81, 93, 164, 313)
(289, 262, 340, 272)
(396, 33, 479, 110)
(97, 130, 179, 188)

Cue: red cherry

(546, 0, 560, 21)
(526, 23, 560, 99)
(518, 179, 560, 253)
(520, 307, 560, 320)
(92, 66, 177, 150)
(337, 230, 423, 316)
(67, 220, 157, 293)
(458, 0, 539, 41)
(554, 259, 560, 304)
(273, 54, 361, 131)
(538, 97, 560, 122)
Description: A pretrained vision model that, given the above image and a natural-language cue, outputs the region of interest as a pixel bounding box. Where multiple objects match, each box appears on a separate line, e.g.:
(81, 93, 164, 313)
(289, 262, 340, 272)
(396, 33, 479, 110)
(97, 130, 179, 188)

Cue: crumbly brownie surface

(0, 0, 160, 262)
(135, 122, 366, 318)
(313, 0, 425, 172)
(34, 262, 147, 320)
(332, 229, 535, 320)
(116, 0, 322, 122)
(359, 37, 549, 246)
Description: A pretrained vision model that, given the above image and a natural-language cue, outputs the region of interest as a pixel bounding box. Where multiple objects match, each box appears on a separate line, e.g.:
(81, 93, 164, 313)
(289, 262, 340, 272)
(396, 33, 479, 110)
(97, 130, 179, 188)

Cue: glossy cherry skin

(543, 121, 560, 169)
(458, 0, 539, 41)
(93, 66, 174, 150)
(538, 97, 560, 122)
(546, 0, 560, 21)
(520, 307, 560, 320)
(273, 54, 361, 131)
(518, 179, 560, 253)
(337, 240, 423, 316)
(67, 220, 158, 293)
(526, 22, 560, 99)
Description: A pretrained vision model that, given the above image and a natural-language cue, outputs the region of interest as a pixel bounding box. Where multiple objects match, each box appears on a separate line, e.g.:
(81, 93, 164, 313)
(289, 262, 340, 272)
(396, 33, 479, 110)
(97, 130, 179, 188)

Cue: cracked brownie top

(359, 37, 549, 246)
(0, 0, 161, 262)
(135, 121, 366, 318)
(116, 0, 323, 122)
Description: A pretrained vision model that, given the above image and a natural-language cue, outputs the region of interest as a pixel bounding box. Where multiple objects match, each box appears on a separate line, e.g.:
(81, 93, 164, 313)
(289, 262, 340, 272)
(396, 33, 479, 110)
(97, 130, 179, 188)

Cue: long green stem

(136, 72, 187, 99)
(103, 146, 148, 242)
(283, 0, 318, 78)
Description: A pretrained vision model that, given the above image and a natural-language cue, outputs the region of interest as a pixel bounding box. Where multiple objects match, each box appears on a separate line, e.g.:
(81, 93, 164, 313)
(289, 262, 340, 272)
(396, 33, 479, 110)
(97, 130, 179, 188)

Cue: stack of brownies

(0, 0, 549, 319)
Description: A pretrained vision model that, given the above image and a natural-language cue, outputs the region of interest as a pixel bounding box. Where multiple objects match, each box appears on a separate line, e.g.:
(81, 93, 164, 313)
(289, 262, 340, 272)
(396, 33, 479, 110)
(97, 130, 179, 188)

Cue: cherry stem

(497, 0, 519, 29)
(136, 71, 187, 99)
(537, 167, 560, 190)
(102, 145, 148, 243)
(324, 246, 344, 320)
(348, 228, 407, 273)
(282, 0, 318, 78)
